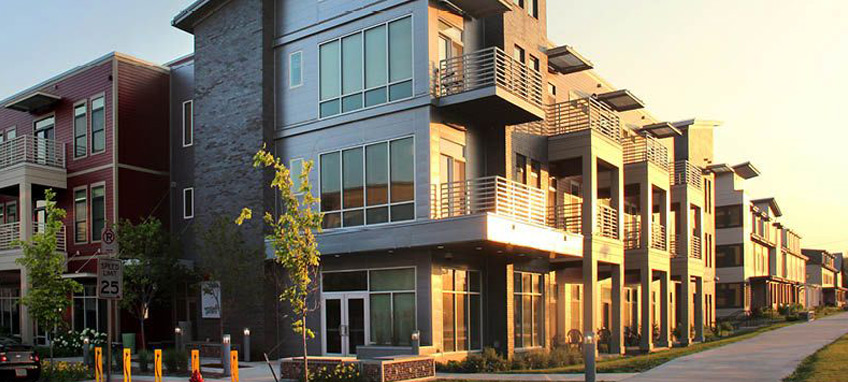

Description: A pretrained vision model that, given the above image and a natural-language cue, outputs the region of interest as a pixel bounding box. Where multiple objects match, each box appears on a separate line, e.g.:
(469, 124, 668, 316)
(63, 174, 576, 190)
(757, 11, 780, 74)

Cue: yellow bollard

(154, 349, 163, 382)
(94, 347, 103, 382)
(191, 349, 200, 374)
(230, 350, 239, 382)
(123, 348, 132, 382)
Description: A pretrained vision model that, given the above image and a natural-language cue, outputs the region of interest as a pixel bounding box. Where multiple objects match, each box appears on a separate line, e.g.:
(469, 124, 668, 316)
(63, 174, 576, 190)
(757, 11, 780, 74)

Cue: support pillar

(19, 182, 33, 345)
(583, 258, 598, 358)
(695, 277, 705, 342)
(610, 264, 623, 355)
(639, 267, 653, 351)
(679, 273, 692, 346)
(659, 271, 671, 347)
(20, 267, 32, 345)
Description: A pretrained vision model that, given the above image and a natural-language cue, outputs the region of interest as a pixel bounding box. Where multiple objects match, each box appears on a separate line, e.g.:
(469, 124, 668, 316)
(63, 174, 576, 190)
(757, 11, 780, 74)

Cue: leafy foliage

(39, 360, 92, 382)
(236, 146, 322, 382)
(307, 363, 363, 382)
(15, 189, 82, 344)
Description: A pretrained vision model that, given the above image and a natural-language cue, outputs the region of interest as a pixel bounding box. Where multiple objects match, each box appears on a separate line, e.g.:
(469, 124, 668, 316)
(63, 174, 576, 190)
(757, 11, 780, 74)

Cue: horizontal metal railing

(435, 47, 544, 108)
(670, 234, 679, 257)
(691, 235, 702, 259)
(512, 96, 622, 143)
(623, 217, 640, 250)
(0, 222, 66, 252)
(434, 176, 547, 226)
(596, 203, 619, 239)
(0, 135, 66, 170)
(547, 203, 582, 234)
(670, 160, 702, 190)
(623, 134, 669, 171)
(651, 224, 667, 251)
(34, 223, 67, 253)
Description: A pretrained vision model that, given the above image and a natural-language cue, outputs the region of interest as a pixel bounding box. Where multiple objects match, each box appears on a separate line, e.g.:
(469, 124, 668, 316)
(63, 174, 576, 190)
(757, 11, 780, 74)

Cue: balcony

(547, 202, 582, 234)
(433, 47, 545, 124)
(690, 236, 702, 259)
(651, 224, 667, 251)
(623, 134, 668, 171)
(435, 176, 546, 226)
(596, 203, 619, 240)
(0, 222, 66, 252)
(623, 217, 640, 250)
(514, 96, 622, 144)
(0, 135, 67, 190)
(670, 160, 702, 190)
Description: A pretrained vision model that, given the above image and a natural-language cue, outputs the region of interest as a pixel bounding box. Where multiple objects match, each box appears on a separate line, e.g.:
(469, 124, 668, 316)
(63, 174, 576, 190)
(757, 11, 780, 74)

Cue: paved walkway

(438, 372, 636, 381)
(622, 312, 848, 382)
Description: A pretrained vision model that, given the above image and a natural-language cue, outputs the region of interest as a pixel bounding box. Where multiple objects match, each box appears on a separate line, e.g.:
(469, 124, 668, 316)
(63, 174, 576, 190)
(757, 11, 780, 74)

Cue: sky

(0, 1, 846, 250)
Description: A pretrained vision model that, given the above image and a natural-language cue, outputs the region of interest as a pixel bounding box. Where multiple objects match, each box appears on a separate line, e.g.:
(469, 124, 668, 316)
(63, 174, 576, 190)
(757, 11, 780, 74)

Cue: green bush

(307, 363, 362, 382)
(463, 347, 509, 372)
(163, 349, 188, 375)
(436, 346, 582, 372)
(778, 303, 805, 316)
(137, 349, 153, 373)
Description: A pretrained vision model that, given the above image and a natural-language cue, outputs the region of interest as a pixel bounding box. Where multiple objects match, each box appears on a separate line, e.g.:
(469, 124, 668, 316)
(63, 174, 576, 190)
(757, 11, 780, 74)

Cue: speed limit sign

(97, 257, 123, 299)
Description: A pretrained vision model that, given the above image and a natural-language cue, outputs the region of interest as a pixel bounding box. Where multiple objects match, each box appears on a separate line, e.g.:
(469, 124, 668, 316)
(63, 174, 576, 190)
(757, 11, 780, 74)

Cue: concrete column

(19, 182, 32, 241)
(679, 273, 692, 346)
(640, 182, 651, 249)
(695, 277, 705, 342)
(612, 166, 624, 240)
(582, 258, 598, 357)
(639, 267, 653, 351)
(505, 263, 515, 357)
(581, 154, 598, 236)
(19, 268, 32, 344)
(659, 271, 671, 347)
(611, 264, 624, 355)
(659, 188, 670, 252)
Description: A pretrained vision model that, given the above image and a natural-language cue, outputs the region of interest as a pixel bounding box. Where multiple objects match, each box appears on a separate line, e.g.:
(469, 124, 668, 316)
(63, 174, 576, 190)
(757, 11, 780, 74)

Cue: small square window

(183, 188, 194, 219)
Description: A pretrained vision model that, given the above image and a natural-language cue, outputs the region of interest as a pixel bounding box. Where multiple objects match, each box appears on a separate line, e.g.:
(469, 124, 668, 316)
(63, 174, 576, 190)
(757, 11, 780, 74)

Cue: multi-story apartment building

(804, 249, 846, 308)
(0, 52, 171, 344)
(170, 0, 717, 359)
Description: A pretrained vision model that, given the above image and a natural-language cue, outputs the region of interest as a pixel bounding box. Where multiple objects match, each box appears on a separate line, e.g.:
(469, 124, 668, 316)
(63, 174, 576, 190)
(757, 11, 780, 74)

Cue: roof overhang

(4, 91, 61, 113)
(595, 89, 645, 112)
(636, 122, 681, 138)
(752, 197, 782, 217)
(172, 0, 226, 33)
(440, 0, 512, 18)
(732, 162, 760, 179)
(707, 163, 734, 175)
(546, 45, 593, 74)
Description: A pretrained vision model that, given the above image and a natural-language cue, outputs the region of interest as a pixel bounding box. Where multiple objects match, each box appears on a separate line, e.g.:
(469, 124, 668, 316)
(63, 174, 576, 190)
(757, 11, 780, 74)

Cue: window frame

(72, 100, 88, 159)
(318, 14, 415, 120)
(441, 268, 482, 353)
(318, 136, 416, 230)
(715, 243, 743, 268)
(89, 182, 107, 243)
(89, 94, 106, 155)
(182, 100, 193, 148)
(715, 204, 743, 229)
(289, 51, 304, 89)
(73, 186, 88, 245)
(513, 271, 544, 349)
(183, 187, 194, 220)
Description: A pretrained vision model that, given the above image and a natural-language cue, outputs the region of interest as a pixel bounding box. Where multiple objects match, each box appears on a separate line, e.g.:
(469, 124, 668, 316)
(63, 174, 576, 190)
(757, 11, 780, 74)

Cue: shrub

(307, 363, 362, 382)
(462, 347, 509, 372)
(40, 360, 92, 382)
(548, 346, 582, 367)
(137, 349, 153, 373)
(51, 329, 108, 357)
(163, 349, 188, 375)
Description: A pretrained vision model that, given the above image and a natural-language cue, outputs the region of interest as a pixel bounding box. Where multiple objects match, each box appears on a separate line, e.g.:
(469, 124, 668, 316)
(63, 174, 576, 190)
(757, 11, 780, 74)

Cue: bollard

(230, 350, 239, 382)
(584, 333, 596, 382)
(154, 349, 162, 382)
(222, 334, 232, 377)
(410, 330, 420, 355)
(95, 347, 103, 382)
(123, 348, 132, 382)
(243, 328, 251, 362)
(191, 349, 200, 374)
(175, 327, 183, 351)
(83, 337, 90, 367)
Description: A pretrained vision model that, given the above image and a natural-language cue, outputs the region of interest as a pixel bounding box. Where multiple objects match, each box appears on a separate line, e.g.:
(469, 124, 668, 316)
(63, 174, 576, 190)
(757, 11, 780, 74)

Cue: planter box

(279, 356, 434, 382)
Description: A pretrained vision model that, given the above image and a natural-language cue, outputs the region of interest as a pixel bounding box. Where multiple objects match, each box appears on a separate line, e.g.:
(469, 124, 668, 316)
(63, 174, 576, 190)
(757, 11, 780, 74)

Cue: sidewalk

(84, 360, 281, 382)
(437, 372, 637, 381)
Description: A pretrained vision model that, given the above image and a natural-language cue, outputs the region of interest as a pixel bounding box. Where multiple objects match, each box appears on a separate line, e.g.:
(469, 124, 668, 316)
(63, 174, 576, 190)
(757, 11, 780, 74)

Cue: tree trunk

(139, 316, 146, 350)
(302, 313, 308, 382)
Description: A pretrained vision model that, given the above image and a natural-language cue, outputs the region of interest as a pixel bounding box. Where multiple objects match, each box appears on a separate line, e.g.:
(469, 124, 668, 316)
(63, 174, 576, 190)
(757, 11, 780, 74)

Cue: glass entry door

(322, 293, 368, 356)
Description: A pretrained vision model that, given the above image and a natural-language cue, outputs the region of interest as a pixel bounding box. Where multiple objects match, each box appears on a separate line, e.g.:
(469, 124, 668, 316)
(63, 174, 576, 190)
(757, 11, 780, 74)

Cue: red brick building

(0, 52, 170, 344)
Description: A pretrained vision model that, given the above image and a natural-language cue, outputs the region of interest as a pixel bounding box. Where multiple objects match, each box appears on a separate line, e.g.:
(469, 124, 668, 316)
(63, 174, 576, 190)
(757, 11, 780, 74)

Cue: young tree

(117, 217, 187, 349)
(236, 146, 322, 382)
(16, 189, 82, 357)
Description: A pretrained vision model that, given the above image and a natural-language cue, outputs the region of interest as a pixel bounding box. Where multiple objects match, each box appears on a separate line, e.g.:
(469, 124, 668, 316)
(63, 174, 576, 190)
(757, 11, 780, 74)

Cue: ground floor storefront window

(0, 286, 20, 338)
(514, 272, 543, 348)
(72, 284, 107, 333)
(442, 268, 481, 352)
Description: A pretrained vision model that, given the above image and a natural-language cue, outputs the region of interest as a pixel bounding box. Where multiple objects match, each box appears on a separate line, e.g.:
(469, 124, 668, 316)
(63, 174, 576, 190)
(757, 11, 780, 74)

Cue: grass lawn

(784, 332, 848, 382)
(511, 322, 796, 374)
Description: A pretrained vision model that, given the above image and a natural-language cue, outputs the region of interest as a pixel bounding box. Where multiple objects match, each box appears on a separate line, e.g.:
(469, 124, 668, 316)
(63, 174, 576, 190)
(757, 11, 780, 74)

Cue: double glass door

(323, 293, 368, 356)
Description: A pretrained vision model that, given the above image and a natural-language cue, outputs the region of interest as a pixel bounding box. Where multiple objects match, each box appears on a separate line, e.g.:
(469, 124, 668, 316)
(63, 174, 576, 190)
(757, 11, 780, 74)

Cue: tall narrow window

(514, 45, 525, 64)
(514, 272, 543, 348)
(320, 152, 342, 228)
(342, 148, 364, 227)
(74, 188, 88, 243)
(365, 142, 389, 224)
(529, 55, 540, 71)
(5, 202, 16, 223)
(183, 188, 194, 219)
(289, 51, 303, 88)
(90, 185, 106, 241)
(514, 154, 527, 183)
(182, 100, 193, 147)
(442, 269, 481, 352)
(527, 0, 538, 18)
(389, 137, 414, 221)
(73, 103, 87, 158)
(530, 160, 541, 188)
(364, 25, 388, 107)
(342, 34, 364, 113)
(387, 16, 413, 101)
(91, 97, 105, 153)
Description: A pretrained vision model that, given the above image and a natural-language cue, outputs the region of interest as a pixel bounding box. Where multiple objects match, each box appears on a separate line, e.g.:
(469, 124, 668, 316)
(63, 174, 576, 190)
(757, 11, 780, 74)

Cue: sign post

(98, 248, 123, 382)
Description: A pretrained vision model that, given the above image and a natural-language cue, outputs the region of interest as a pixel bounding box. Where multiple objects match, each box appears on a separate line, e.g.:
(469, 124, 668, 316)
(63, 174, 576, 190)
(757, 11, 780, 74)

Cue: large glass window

(73, 103, 87, 158)
(442, 269, 481, 352)
(716, 283, 743, 308)
(73, 284, 106, 333)
(364, 268, 416, 346)
(74, 188, 87, 243)
(716, 244, 743, 268)
(715, 205, 742, 228)
(514, 272, 543, 348)
(91, 185, 106, 241)
(321, 137, 414, 229)
(91, 97, 105, 153)
(319, 16, 413, 118)
(0, 287, 20, 337)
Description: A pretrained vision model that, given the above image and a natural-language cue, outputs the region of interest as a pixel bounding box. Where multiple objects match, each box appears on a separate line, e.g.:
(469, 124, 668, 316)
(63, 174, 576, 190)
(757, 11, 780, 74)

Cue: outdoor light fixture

(244, 328, 252, 362)
(175, 327, 182, 335)
(410, 331, 420, 342)
(584, 333, 597, 382)
(223, 334, 231, 344)
(243, 328, 250, 336)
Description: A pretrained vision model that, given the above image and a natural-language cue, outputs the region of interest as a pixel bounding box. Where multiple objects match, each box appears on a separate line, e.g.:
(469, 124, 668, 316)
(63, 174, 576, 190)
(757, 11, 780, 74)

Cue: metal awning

(595, 89, 644, 112)
(546, 45, 593, 74)
(440, 0, 512, 18)
(4, 91, 61, 113)
(636, 122, 681, 138)
(732, 161, 760, 179)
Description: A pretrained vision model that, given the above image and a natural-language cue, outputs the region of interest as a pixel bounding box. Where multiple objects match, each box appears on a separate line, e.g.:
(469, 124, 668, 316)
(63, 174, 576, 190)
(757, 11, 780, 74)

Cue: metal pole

(106, 299, 112, 382)
(584, 333, 596, 382)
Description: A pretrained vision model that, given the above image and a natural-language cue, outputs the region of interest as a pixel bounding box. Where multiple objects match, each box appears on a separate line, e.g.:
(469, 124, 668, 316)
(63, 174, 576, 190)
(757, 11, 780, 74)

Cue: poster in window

(200, 281, 221, 319)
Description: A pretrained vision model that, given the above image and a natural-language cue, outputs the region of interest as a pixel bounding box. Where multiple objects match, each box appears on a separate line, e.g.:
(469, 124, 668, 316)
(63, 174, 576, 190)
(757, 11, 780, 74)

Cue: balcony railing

(670, 234, 679, 257)
(624, 134, 669, 171)
(0, 222, 66, 252)
(623, 217, 640, 250)
(670, 160, 701, 190)
(596, 203, 619, 239)
(434, 176, 547, 226)
(547, 203, 582, 234)
(691, 235, 702, 259)
(0, 135, 66, 170)
(547, 97, 621, 142)
(434, 47, 544, 108)
(651, 224, 667, 251)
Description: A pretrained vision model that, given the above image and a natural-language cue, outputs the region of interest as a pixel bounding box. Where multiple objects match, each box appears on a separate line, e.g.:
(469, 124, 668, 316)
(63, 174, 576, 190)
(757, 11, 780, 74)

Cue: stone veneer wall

(279, 357, 435, 382)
